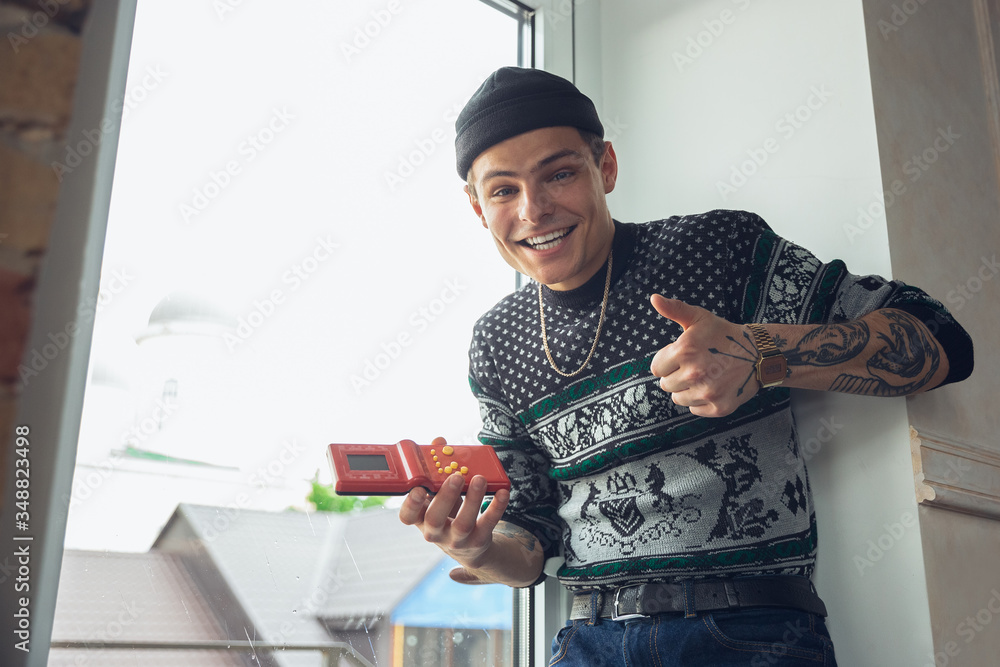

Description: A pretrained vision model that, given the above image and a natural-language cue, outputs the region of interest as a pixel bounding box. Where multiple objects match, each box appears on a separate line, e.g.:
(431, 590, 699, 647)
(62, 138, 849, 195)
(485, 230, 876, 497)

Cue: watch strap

(747, 323, 786, 387)
(746, 323, 780, 357)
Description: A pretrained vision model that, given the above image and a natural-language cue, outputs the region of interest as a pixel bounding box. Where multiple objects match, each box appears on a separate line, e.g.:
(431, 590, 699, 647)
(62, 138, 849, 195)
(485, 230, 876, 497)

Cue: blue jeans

(549, 607, 837, 666)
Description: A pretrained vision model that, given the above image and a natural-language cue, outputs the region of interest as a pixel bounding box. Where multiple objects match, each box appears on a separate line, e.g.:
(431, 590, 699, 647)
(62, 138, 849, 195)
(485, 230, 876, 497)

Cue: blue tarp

(391, 557, 513, 629)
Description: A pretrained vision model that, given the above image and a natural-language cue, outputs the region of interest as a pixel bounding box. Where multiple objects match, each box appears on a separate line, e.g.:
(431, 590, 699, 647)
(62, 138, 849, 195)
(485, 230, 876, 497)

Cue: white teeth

(524, 228, 570, 250)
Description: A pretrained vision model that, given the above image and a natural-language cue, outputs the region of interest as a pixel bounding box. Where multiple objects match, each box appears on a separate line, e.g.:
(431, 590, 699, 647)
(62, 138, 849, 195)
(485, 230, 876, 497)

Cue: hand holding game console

(327, 438, 510, 495)
(397, 437, 527, 585)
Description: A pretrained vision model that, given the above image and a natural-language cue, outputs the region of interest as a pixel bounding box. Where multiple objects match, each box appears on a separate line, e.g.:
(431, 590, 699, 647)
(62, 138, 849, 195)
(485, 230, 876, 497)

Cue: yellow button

(442, 445, 454, 456)
(430, 449, 436, 455)
(433, 455, 438, 461)
(460, 466, 469, 475)
(444, 466, 453, 474)
(451, 461, 458, 469)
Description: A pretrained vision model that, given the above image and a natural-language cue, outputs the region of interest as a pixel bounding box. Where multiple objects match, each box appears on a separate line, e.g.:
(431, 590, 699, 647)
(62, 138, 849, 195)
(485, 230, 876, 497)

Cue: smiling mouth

(521, 227, 574, 251)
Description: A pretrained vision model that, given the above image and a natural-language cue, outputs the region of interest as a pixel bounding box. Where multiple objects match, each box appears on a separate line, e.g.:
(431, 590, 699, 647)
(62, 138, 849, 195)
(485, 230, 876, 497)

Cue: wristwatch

(746, 323, 787, 388)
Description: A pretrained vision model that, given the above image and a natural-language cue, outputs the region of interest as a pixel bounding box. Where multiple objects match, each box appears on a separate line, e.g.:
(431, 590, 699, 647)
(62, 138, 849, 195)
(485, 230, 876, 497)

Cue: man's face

(465, 126, 618, 291)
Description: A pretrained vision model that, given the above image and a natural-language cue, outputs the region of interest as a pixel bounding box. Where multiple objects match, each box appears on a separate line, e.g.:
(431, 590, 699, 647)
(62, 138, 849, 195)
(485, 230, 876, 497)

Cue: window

(51, 1, 534, 665)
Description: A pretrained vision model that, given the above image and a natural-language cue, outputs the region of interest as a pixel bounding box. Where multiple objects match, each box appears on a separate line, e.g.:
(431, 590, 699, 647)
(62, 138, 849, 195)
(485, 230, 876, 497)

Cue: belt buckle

(612, 586, 647, 621)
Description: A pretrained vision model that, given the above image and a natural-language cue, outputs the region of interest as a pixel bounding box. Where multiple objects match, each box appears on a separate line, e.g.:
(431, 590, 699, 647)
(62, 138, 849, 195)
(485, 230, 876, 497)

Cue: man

(399, 67, 973, 665)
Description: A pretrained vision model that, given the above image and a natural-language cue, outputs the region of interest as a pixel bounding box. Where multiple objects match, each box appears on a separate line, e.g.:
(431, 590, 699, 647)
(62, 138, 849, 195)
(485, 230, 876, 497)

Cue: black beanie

(454, 67, 604, 180)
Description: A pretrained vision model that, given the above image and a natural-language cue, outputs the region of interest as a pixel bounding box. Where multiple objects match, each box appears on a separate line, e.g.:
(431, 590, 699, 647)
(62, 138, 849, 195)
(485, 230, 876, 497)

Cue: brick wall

(0, 0, 92, 508)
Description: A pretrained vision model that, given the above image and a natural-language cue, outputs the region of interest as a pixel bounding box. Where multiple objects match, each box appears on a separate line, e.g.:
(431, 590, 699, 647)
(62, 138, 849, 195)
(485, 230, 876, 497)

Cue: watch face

(759, 355, 787, 385)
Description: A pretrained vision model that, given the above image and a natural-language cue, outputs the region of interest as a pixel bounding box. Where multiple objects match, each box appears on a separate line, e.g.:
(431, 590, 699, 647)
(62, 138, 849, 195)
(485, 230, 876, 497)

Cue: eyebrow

(478, 148, 584, 184)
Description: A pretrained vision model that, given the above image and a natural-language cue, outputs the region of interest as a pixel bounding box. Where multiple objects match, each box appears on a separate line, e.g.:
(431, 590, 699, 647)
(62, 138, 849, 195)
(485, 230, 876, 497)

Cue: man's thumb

(449, 567, 490, 585)
(650, 294, 700, 331)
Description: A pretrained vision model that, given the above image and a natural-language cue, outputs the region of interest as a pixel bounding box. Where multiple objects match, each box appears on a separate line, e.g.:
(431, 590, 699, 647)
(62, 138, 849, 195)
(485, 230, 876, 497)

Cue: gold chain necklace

(538, 249, 613, 377)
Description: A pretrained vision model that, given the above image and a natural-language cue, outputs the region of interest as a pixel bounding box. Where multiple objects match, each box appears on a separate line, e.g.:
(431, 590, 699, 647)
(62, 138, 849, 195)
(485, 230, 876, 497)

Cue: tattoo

(784, 321, 870, 366)
(830, 310, 941, 396)
(708, 329, 757, 396)
(495, 522, 537, 552)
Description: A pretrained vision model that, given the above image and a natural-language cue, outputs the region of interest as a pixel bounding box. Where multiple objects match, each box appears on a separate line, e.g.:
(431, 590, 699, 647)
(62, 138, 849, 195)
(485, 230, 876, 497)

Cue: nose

(518, 183, 553, 224)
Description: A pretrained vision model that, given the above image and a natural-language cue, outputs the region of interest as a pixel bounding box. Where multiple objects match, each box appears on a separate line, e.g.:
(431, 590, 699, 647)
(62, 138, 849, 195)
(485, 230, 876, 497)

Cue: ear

(600, 142, 618, 195)
(464, 184, 488, 229)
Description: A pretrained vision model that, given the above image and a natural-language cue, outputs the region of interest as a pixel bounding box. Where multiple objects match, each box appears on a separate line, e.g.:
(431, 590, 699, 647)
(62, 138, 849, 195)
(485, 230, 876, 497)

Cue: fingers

(398, 436, 450, 527)
(450, 475, 486, 536)
(421, 474, 465, 536)
(449, 567, 490, 585)
(658, 375, 687, 394)
(650, 293, 675, 322)
(399, 473, 507, 550)
(480, 487, 510, 529)
(398, 486, 429, 526)
(650, 345, 680, 380)
(650, 293, 701, 330)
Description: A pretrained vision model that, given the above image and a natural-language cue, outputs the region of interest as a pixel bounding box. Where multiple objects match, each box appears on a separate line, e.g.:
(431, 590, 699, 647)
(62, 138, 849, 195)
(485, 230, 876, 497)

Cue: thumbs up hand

(649, 293, 759, 418)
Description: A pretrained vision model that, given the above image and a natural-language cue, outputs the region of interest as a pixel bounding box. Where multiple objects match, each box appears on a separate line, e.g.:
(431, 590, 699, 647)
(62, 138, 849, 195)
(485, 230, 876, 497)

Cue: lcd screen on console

(347, 454, 391, 471)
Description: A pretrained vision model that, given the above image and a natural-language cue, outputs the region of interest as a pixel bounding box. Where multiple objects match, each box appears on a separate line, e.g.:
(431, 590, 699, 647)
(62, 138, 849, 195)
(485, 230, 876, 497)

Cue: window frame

(0, 1, 139, 666)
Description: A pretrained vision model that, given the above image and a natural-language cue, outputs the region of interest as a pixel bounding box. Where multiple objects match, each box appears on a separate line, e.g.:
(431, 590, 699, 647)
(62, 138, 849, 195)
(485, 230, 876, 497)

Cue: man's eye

(492, 187, 514, 197)
(552, 171, 572, 181)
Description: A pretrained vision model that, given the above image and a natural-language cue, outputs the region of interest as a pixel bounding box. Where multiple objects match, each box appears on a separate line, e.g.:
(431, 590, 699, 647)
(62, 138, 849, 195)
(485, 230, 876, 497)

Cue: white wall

(864, 1, 1000, 663)
(577, 1, 935, 664)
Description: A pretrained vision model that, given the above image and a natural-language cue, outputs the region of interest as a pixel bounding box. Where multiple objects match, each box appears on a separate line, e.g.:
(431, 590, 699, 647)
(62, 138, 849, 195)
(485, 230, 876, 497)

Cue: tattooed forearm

(830, 309, 941, 396)
(783, 321, 870, 366)
(494, 522, 537, 552)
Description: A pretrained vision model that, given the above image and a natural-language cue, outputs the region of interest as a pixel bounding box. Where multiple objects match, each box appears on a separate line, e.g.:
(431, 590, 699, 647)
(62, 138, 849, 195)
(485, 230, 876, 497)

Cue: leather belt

(569, 576, 827, 621)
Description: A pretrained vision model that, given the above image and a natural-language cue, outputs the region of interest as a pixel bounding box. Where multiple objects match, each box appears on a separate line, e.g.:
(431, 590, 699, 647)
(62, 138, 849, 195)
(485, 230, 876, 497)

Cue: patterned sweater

(469, 210, 972, 591)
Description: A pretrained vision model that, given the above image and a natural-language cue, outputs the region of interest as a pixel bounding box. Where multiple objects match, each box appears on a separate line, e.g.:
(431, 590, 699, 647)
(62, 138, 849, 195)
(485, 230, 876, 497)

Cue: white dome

(136, 292, 235, 343)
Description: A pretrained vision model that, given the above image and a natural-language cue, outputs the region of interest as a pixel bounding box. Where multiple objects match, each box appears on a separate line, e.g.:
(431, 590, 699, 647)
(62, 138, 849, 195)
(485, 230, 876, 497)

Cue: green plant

(307, 472, 386, 513)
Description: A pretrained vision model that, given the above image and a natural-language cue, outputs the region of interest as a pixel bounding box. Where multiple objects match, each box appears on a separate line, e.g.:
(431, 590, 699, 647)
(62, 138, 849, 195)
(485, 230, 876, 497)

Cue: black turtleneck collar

(539, 220, 636, 310)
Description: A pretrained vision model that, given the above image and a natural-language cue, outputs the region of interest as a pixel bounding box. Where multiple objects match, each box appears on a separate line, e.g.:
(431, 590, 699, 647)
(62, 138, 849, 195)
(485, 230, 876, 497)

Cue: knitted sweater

(468, 210, 972, 591)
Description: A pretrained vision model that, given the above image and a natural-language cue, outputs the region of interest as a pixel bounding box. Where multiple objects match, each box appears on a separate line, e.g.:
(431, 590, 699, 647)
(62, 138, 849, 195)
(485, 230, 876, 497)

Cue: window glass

(52, 2, 523, 665)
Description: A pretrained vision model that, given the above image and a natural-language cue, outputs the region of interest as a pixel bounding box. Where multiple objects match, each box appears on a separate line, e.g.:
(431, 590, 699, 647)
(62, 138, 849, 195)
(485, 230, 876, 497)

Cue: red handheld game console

(326, 440, 511, 496)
